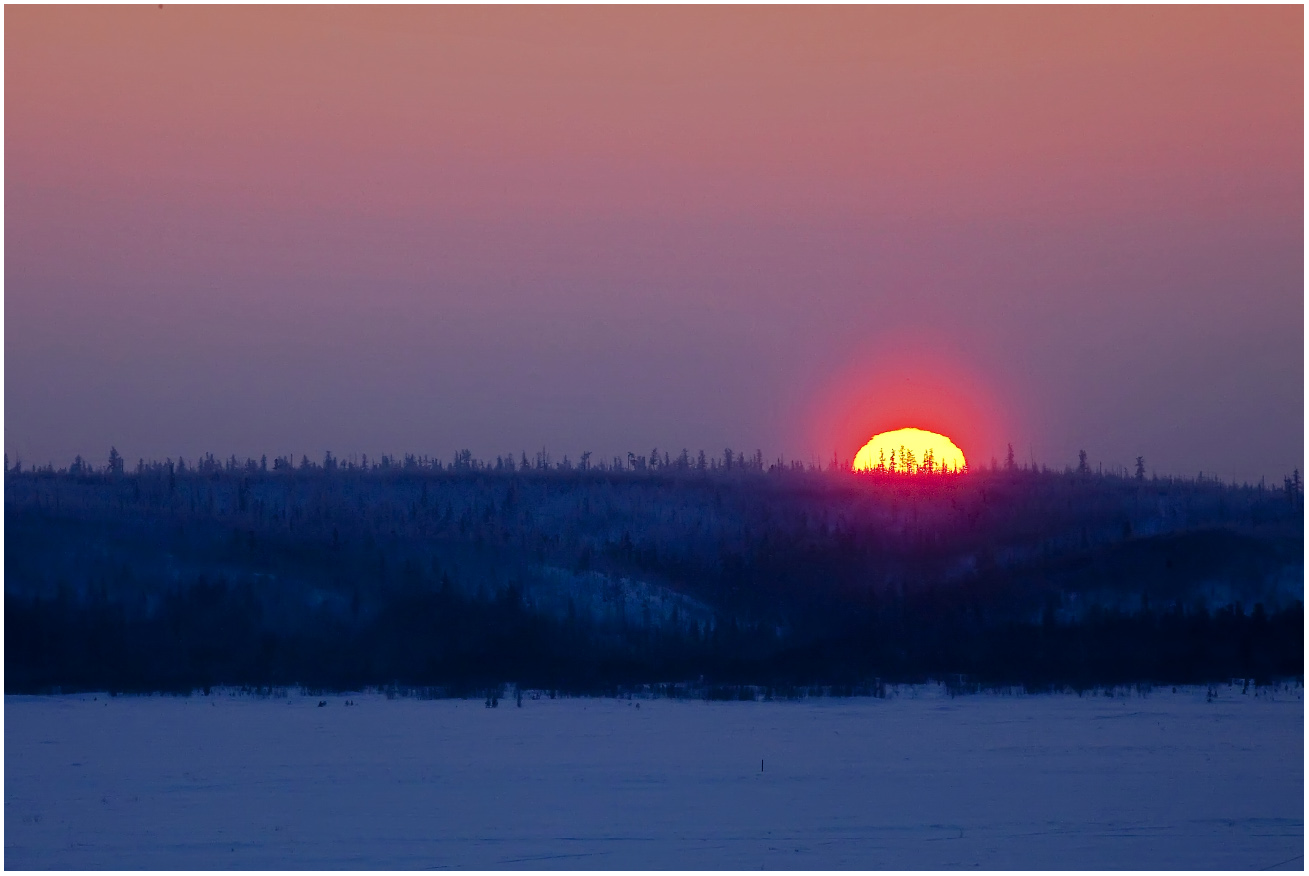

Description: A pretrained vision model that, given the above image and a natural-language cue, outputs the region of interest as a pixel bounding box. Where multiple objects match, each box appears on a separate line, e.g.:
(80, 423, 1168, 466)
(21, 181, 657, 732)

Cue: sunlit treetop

(852, 428, 966, 474)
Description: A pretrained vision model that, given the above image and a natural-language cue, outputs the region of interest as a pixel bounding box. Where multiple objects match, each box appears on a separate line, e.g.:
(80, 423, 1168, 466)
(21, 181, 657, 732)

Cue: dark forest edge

(6, 448, 1304, 694)
(6, 444, 1306, 487)
(8, 585, 1301, 695)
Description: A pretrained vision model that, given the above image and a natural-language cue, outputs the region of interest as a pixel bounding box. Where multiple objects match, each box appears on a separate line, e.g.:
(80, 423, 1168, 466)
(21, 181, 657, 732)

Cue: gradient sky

(6, 5, 1303, 481)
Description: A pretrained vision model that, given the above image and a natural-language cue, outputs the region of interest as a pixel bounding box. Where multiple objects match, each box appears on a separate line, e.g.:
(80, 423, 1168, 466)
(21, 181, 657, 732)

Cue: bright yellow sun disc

(852, 428, 966, 474)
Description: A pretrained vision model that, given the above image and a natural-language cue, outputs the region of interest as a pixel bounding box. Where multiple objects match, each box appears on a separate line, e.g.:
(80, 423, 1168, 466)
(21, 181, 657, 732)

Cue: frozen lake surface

(5, 684, 1302, 869)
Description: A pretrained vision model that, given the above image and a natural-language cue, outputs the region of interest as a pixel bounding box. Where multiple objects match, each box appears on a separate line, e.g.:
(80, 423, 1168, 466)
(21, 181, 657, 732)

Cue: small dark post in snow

(761, 758, 764, 773)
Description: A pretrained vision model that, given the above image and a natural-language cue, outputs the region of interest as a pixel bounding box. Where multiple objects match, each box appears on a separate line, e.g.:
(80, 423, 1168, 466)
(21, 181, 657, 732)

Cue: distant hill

(5, 455, 1302, 693)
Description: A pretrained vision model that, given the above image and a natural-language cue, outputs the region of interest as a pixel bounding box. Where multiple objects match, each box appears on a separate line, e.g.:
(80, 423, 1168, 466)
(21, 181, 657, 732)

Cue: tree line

(6, 444, 1303, 497)
(5, 446, 1302, 694)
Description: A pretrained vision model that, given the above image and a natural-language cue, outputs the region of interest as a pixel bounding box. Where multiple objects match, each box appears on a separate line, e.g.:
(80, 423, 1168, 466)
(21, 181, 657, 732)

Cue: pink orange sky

(5, 6, 1302, 481)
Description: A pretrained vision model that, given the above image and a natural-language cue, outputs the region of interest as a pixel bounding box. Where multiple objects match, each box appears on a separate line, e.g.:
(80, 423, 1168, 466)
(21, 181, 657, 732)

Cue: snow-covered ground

(5, 684, 1302, 869)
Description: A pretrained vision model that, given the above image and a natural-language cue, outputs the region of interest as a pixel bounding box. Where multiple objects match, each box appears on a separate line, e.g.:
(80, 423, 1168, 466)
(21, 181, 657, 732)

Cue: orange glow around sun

(852, 428, 967, 474)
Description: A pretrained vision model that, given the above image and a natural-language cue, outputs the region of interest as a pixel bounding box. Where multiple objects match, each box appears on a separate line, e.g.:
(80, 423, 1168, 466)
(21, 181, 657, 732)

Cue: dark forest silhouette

(5, 447, 1303, 695)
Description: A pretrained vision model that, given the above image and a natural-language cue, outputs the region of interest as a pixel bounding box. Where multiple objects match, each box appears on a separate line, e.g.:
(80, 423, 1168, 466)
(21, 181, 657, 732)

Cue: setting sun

(852, 428, 966, 474)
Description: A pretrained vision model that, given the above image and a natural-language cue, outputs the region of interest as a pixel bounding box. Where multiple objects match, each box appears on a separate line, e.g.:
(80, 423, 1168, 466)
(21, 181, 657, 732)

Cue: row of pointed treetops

(16, 446, 934, 477)
(12, 444, 1288, 488)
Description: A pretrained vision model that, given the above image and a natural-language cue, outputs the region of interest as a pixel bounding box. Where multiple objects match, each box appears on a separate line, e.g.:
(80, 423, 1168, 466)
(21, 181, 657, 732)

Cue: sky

(5, 5, 1303, 482)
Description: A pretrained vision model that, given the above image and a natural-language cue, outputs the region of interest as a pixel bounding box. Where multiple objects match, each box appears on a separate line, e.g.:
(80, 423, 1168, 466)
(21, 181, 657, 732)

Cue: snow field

(5, 684, 1302, 869)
